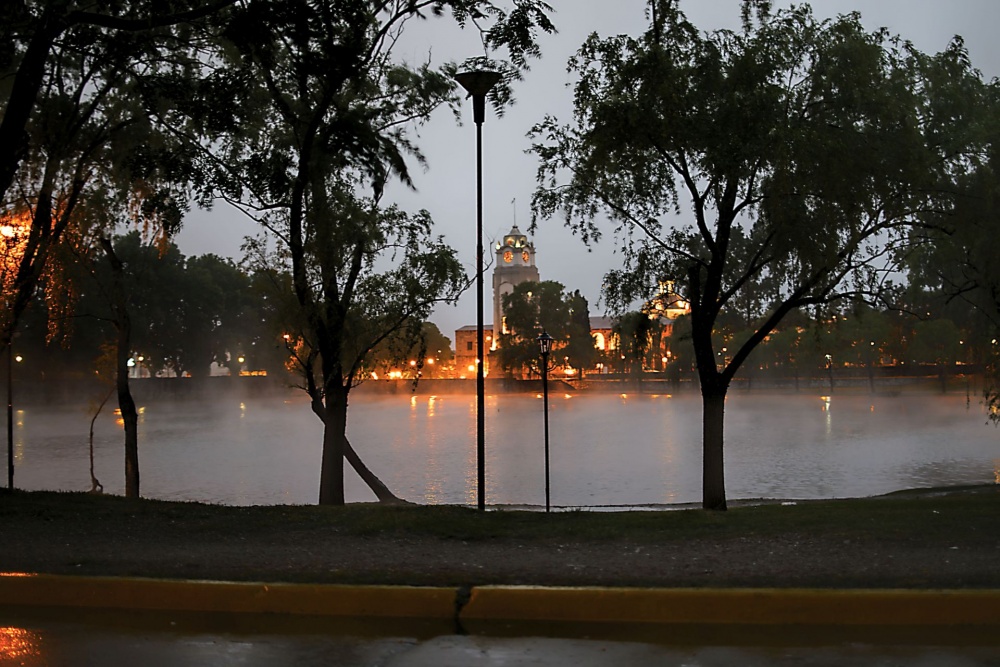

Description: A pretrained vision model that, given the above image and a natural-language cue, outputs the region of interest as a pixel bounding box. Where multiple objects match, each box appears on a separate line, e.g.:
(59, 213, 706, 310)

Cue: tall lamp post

(456, 69, 502, 512)
(3, 224, 17, 489)
(6, 339, 12, 489)
(537, 331, 553, 512)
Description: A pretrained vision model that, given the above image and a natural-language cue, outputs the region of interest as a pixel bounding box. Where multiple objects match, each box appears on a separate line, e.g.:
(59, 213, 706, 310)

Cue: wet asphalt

(2, 607, 1000, 667)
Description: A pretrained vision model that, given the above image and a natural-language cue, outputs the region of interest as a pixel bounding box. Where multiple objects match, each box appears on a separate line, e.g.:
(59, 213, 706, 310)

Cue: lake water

(7, 391, 1000, 507)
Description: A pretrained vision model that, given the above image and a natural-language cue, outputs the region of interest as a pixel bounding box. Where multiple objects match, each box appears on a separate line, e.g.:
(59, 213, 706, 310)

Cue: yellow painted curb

(460, 586, 1000, 626)
(0, 573, 455, 619)
(4, 575, 1000, 627)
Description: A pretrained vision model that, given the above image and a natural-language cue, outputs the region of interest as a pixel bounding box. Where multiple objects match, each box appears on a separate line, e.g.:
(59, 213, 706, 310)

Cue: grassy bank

(1, 485, 997, 588)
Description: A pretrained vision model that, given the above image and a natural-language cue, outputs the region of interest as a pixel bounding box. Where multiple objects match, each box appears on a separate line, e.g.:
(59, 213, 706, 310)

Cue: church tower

(492, 225, 539, 347)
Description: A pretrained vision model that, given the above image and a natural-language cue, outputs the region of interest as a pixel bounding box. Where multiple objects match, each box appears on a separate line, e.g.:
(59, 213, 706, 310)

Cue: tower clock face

(521, 250, 530, 263)
(503, 250, 513, 263)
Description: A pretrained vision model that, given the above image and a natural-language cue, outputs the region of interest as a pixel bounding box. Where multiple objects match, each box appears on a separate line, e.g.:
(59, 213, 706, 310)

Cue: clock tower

(492, 225, 539, 346)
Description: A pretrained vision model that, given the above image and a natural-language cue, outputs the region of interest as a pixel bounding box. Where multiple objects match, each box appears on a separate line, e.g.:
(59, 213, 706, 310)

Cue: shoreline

(11, 372, 986, 406)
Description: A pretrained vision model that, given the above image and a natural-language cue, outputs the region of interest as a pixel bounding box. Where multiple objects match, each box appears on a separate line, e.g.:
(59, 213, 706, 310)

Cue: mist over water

(9, 392, 999, 507)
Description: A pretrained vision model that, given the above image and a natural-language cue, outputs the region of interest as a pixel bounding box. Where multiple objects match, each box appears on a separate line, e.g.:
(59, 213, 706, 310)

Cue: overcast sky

(175, 0, 1000, 342)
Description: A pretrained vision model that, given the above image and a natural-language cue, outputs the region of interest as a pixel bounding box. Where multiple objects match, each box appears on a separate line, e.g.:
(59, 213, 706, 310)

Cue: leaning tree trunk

(101, 238, 140, 499)
(309, 382, 403, 504)
(344, 436, 406, 504)
(87, 387, 113, 494)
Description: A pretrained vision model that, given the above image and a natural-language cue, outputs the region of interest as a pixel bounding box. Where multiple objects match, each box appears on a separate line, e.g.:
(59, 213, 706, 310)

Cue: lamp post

(3, 225, 18, 489)
(456, 69, 502, 512)
(6, 339, 12, 489)
(537, 331, 553, 512)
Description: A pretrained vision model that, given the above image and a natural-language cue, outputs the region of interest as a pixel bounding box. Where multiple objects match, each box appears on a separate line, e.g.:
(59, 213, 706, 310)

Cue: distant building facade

(454, 227, 690, 377)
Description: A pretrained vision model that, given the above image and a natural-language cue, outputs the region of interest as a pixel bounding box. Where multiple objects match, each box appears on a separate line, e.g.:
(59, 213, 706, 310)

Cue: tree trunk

(344, 437, 407, 504)
(0, 11, 60, 203)
(88, 387, 113, 494)
(318, 388, 347, 505)
(102, 238, 140, 499)
(701, 384, 728, 511)
(308, 385, 404, 504)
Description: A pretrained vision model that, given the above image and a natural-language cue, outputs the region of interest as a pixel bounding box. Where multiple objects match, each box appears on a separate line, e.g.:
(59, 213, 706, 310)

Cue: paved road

(3, 607, 1000, 666)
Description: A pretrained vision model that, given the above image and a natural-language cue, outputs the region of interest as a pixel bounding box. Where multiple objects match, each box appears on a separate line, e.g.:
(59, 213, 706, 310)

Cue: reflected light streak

(0, 626, 43, 664)
(822, 396, 832, 435)
(994, 459, 1000, 485)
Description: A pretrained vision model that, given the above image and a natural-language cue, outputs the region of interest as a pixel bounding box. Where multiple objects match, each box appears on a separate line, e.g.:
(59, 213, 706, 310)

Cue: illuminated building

(453, 230, 691, 377)
(492, 224, 540, 345)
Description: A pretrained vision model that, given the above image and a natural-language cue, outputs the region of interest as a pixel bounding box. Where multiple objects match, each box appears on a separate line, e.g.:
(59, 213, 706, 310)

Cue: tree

(196, 0, 553, 505)
(564, 290, 598, 378)
(531, 1, 974, 509)
(904, 72, 1000, 413)
(909, 318, 963, 392)
(367, 320, 453, 379)
(0, 1, 233, 354)
(612, 311, 657, 379)
(834, 304, 891, 392)
(497, 280, 569, 377)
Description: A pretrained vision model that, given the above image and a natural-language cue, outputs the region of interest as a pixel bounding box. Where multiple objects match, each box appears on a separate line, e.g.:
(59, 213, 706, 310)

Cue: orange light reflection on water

(0, 626, 43, 664)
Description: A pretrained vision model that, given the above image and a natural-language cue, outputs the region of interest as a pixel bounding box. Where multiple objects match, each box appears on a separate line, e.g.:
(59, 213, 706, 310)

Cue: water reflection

(9, 392, 998, 508)
(0, 626, 43, 665)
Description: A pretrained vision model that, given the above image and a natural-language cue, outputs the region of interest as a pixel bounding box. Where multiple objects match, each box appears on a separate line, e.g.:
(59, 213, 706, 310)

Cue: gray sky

(175, 0, 1000, 342)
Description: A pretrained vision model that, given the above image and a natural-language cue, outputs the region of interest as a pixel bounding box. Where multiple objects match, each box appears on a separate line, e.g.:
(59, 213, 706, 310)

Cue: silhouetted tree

(532, 1, 981, 508)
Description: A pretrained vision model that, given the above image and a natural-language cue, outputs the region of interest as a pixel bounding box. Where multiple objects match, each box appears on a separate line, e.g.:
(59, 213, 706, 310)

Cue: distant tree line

(12, 231, 454, 383)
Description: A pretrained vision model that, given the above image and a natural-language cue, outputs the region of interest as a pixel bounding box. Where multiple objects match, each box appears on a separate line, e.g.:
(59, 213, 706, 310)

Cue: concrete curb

(461, 586, 1000, 626)
(2, 574, 999, 626)
(0, 574, 455, 619)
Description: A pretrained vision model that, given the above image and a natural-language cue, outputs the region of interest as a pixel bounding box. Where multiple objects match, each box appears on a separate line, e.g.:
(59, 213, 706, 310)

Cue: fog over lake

(9, 391, 999, 507)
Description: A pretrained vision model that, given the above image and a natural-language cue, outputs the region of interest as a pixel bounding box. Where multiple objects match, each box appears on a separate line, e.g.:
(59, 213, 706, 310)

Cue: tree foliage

(531, 0, 984, 508)
(194, 0, 554, 504)
(497, 279, 569, 376)
(0, 0, 228, 351)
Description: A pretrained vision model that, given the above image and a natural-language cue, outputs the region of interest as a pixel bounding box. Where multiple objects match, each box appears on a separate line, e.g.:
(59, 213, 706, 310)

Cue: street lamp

(537, 331, 554, 512)
(6, 340, 13, 489)
(6, 346, 21, 489)
(3, 222, 24, 491)
(456, 68, 502, 512)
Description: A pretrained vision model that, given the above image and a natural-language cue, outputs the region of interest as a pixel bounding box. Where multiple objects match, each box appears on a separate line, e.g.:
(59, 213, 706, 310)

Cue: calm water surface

(8, 391, 1000, 506)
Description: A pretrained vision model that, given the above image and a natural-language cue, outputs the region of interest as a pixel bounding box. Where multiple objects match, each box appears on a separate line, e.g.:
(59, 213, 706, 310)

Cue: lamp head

(455, 70, 502, 124)
(537, 331, 554, 355)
